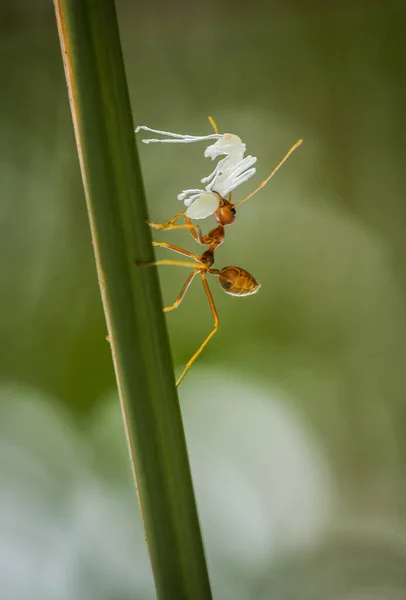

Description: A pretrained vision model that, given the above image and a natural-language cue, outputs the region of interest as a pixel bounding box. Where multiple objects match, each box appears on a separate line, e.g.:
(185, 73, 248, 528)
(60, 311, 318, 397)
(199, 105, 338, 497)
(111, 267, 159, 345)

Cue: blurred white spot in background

(0, 375, 333, 600)
(179, 369, 332, 596)
(0, 383, 153, 600)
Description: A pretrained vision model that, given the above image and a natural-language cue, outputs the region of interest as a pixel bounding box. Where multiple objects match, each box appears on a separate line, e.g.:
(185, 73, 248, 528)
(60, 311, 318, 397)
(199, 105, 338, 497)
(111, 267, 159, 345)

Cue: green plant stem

(53, 2, 213, 598)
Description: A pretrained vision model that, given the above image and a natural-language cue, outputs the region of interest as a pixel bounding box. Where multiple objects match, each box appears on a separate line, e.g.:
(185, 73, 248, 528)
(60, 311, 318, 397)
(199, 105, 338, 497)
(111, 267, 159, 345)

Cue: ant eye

(231, 207, 236, 216)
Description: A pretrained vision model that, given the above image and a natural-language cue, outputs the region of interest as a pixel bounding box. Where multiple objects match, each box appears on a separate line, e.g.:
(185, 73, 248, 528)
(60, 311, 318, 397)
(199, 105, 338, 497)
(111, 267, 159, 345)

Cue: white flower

(182, 191, 220, 220)
(135, 124, 257, 219)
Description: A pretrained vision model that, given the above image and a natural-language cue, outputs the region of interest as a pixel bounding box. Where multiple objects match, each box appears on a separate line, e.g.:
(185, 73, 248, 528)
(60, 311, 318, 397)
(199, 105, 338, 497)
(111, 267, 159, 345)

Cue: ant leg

(148, 211, 201, 238)
(185, 216, 204, 244)
(139, 243, 204, 270)
(152, 241, 202, 261)
(164, 269, 200, 312)
(176, 273, 219, 387)
(139, 259, 202, 269)
(233, 139, 303, 207)
(147, 210, 184, 229)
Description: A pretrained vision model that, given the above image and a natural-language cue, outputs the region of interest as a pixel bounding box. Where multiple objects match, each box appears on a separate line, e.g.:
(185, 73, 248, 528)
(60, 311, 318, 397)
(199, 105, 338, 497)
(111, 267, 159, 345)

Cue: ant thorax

(202, 224, 226, 250)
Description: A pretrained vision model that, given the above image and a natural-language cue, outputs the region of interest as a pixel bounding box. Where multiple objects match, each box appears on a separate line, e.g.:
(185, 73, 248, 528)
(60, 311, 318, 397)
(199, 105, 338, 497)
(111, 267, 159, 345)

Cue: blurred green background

(2, 0, 406, 598)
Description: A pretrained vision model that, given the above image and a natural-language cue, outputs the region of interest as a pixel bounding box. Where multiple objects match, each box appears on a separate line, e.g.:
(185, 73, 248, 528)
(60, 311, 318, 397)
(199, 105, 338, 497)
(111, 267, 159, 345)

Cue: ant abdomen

(218, 266, 260, 297)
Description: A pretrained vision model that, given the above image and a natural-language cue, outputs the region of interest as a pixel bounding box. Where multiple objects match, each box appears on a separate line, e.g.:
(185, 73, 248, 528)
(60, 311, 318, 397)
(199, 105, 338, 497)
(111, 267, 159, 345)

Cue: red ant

(140, 121, 302, 385)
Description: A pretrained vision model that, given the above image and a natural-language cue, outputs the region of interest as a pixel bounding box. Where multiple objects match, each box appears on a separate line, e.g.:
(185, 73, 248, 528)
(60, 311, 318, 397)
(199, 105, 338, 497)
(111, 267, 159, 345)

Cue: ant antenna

(208, 115, 219, 135)
(233, 138, 303, 207)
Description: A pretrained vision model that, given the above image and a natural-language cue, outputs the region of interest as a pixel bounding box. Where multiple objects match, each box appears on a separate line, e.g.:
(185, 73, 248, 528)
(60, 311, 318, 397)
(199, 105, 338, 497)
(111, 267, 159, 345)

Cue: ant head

(214, 197, 237, 226)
